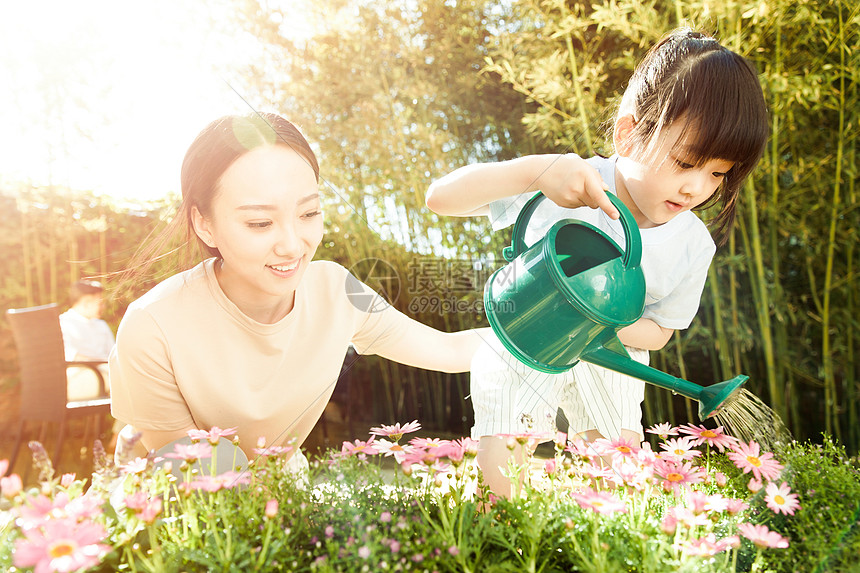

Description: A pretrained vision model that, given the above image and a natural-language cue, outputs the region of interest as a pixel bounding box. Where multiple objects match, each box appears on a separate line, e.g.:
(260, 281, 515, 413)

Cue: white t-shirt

(488, 154, 716, 330)
(59, 308, 115, 361)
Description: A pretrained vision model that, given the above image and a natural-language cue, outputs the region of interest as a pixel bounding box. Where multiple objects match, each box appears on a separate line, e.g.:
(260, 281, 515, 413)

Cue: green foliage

(2, 0, 858, 448)
(750, 436, 860, 572)
(5, 423, 832, 572)
(478, 0, 860, 450)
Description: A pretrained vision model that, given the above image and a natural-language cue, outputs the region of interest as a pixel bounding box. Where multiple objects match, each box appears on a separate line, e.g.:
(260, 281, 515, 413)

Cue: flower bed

(1, 421, 859, 572)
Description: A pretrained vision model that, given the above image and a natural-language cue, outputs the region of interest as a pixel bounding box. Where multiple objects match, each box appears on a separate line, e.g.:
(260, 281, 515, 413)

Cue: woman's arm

(369, 316, 492, 373)
(426, 154, 618, 219)
(617, 318, 674, 351)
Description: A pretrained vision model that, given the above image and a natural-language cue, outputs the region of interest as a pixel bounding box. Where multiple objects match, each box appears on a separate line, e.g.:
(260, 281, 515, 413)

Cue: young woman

(110, 113, 483, 469)
(425, 28, 769, 496)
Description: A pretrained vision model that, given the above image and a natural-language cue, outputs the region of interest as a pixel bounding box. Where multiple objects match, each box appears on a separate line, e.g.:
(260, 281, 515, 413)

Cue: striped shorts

(470, 332, 647, 441)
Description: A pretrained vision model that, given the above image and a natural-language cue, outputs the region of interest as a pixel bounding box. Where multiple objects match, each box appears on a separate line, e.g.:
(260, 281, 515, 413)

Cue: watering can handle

(503, 191, 642, 270)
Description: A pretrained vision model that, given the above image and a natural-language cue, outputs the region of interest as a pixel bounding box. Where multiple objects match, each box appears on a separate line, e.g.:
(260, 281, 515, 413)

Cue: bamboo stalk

(728, 232, 742, 371)
(563, 33, 592, 152)
(767, 10, 791, 429)
(48, 200, 58, 303)
(707, 265, 732, 380)
(845, 38, 858, 450)
(820, 2, 847, 439)
(738, 183, 782, 420)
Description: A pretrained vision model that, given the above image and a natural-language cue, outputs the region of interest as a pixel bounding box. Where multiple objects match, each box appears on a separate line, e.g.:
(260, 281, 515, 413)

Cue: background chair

(5, 303, 111, 476)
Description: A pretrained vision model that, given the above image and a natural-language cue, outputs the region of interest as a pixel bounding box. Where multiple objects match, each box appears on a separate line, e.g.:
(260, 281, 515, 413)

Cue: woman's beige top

(110, 258, 412, 456)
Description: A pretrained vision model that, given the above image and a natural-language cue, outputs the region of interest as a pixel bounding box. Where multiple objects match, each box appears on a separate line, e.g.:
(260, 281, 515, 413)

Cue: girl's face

(192, 145, 323, 322)
(615, 118, 734, 229)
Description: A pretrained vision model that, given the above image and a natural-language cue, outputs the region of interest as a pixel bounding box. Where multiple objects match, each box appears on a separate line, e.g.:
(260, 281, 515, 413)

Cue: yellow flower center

(49, 540, 76, 558)
(674, 449, 685, 456)
(774, 495, 785, 504)
(616, 446, 631, 453)
(746, 455, 762, 467)
(702, 430, 717, 438)
(667, 472, 683, 482)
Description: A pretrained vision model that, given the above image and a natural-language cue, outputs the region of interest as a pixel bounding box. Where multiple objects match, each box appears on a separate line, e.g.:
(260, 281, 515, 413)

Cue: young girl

(109, 112, 483, 471)
(425, 28, 768, 496)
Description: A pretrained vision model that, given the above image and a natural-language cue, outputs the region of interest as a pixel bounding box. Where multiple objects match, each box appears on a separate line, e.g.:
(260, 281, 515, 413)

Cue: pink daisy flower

(765, 481, 801, 516)
(409, 437, 453, 451)
(339, 437, 380, 460)
(1, 473, 23, 499)
(738, 523, 790, 549)
(121, 457, 149, 475)
(565, 437, 596, 461)
(646, 422, 679, 440)
(725, 498, 750, 515)
(187, 426, 238, 445)
(444, 438, 480, 465)
(677, 533, 727, 557)
(653, 459, 706, 493)
(659, 437, 703, 462)
(685, 490, 729, 514)
(580, 461, 615, 482)
(609, 458, 653, 491)
(374, 439, 414, 464)
(664, 505, 711, 529)
(747, 477, 763, 493)
(572, 489, 627, 515)
(165, 442, 213, 463)
(253, 444, 294, 458)
(400, 448, 450, 473)
(727, 441, 784, 482)
(678, 424, 738, 452)
(16, 493, 71, 528)
(593, 436, 640, 460)
(369, 420, 421, 442)
(138, 498, 163, 524)
(498, 431, 550, 449)
(13, 518, 111, 572)
(188, 470, 251, 492)
(64, 495, 105, 522)
(124, 491, 150, 512)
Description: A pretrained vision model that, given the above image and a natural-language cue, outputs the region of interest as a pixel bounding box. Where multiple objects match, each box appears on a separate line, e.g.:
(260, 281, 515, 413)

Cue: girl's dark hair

(116, 113, 319, 291)
(69, 279, 104, 305)
(620, 28, 768, 245)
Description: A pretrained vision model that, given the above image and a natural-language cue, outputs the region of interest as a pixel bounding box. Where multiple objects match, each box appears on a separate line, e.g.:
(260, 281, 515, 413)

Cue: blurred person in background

(60, 279, 115, 401)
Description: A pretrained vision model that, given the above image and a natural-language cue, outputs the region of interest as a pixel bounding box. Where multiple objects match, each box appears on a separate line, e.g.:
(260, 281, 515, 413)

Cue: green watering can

(483, 192, 747, 419)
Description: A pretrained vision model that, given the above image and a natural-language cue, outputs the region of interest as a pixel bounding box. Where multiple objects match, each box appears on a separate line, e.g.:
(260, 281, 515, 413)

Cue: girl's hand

(531, 154, 620, 220)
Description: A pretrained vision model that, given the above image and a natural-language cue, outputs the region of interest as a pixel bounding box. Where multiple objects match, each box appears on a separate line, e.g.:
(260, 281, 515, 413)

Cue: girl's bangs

(667, 51, 767, 168)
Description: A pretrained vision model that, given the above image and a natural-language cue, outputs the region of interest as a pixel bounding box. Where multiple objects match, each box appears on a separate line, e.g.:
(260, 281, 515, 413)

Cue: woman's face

(193, 145, 323, 321)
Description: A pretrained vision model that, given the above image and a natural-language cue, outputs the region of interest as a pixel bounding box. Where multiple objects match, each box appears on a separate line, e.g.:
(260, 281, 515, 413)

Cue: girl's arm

(426, 154, 619, 219)
(618, 318, 674, 351)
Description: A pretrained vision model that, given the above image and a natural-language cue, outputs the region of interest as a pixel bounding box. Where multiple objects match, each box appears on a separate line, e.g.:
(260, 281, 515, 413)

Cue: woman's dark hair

(116, 113, 319, 290)
(619, 28, 768, 245)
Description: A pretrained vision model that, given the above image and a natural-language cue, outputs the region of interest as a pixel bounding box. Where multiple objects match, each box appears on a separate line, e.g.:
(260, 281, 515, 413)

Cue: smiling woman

(109, 113, 488, 470)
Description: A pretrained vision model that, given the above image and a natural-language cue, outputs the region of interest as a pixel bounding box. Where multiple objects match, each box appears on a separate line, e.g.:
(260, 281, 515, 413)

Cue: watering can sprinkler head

(696, 375, 749, 419)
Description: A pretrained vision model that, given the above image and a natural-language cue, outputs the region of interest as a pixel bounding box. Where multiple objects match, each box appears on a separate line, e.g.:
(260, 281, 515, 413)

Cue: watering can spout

(579, 343, 749, 420)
